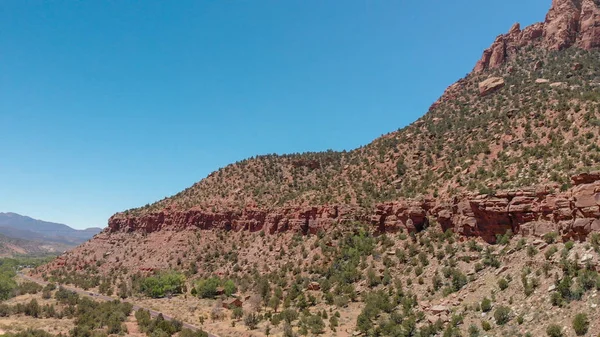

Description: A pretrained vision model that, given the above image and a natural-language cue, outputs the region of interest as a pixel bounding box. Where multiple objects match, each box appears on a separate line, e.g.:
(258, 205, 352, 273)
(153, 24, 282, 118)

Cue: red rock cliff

(108, 172, 600, 243)
(474, 0, 600, 72)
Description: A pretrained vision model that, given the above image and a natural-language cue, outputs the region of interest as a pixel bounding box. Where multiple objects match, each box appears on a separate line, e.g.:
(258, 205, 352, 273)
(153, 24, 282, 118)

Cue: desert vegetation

(29, 220, 600, 336)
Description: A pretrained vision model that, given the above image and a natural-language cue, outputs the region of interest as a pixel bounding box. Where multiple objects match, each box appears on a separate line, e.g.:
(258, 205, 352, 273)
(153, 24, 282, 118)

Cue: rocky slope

(100, 1, 600, 246)
(105, 0, 600, 244)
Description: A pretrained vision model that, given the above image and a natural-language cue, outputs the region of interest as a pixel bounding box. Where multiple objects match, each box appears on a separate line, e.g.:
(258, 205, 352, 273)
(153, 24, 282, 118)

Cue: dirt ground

(134, 293, 362, 337)
(0, 316, 74, 335)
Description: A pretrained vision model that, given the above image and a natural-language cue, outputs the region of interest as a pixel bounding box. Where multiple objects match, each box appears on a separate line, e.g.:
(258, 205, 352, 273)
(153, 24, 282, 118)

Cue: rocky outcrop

(572, 171, 600, 185)
(474, 23, 545, 72)
(478, 77, 505, 96)
(109, 172, 600, 243)
(434, 174, 599, 242)
(474, 0, 600, 72)
(579, 0, 600, 49)
(109, 202, 430, 237)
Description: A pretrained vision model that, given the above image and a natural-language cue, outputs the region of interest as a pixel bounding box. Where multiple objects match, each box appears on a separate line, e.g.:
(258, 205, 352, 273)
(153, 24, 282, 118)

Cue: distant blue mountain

(0, 212, 102, 245)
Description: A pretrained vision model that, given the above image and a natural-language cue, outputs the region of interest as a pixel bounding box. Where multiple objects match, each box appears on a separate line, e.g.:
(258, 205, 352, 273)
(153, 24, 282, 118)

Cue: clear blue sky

(0, 0, 548, 229)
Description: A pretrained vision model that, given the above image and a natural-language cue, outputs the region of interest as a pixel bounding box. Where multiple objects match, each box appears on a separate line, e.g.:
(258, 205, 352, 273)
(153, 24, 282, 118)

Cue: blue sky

(0, 0, 549, 229)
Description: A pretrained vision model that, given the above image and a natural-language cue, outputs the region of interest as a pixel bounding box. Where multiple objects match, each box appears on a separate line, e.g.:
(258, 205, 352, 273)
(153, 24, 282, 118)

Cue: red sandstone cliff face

(108, 172, 600, 243)
(474, 0, 600, 72)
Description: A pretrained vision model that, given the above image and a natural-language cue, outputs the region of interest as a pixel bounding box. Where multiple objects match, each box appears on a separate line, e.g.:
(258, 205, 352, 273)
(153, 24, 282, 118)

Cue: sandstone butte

(106, 0, 600, 244)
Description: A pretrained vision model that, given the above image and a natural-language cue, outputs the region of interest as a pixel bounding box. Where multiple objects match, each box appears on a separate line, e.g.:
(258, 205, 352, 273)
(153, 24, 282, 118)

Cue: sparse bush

(498, 278, 509, 290)
(543, 232, 559, 244)
(572, 313, 589, 336)
(480, 297, 492, 312)
(546, 324, 563, 337)
(468, 324, 480, 337)
(527, 245, 538, 257)
(304, 314, 325, 334)
(481, 320, 492, 331)
(494, 306, 511, 325)
(232, 307, 243, 320)
(564, 241, 574, 251)
(244, 312, 260, 330)
(545, 246, 558, 260)
(179, 328, 209, 337)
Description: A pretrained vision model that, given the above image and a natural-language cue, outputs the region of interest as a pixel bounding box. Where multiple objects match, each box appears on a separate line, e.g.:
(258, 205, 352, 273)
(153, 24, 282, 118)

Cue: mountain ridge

(0, 212, 102, 246)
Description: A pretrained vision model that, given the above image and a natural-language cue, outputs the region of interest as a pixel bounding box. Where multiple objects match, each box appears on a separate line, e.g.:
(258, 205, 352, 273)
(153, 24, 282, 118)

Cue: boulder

(479, 77, 505, 96)
(307, 282, 321, 291)
(572, 171, 600, 185)
(572, 218, 600, 236)
(431, 305, 449, 314)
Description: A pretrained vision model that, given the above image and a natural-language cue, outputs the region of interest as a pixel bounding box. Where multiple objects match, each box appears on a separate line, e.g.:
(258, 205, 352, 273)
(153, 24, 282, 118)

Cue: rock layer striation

(108, 172, 600, 243)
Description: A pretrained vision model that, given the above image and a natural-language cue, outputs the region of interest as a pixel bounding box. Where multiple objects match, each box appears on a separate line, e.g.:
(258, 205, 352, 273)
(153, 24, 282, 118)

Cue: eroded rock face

(108, 173, 600, 243)
(579, 0, 600, 48)
(474, 0, 600, 72)
(572, 171, 600, 185)
(544, 0, 583, 50)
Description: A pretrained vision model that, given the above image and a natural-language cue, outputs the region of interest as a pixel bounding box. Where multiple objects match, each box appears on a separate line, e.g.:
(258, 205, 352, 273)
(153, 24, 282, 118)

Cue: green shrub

(244, 312, 260, 330)
(550, 292, 563, 306)
(480, 297, 492, 312)
(0, 275, 17, 301)
(564, 241, 574, 250)
(179, 328, 209, 337)
(304, 314, 325, 334)
(546, 324, 563, 337)
(543, 232, 559, 244)
(194, 277, 220, 299)
(497, 278, 509, 290)
(193, 277, 237, 299)
(493, 306, 511, 325)
(281, 309, 298, 324)
(516, 315, 524, 324)
(545, 246, 558, 260)
(18, 282, 42, 295)
(450, 269, 467, 292)
(481, 320, 491, 331)
(223, 279, 237, 296)
(572, 313, 589, 336)
(527, 245, 538, 257)
(468, 324, 480, 337)
(232, 307, 243, 320)
(496, 230, 513, 245)
(139, 271, 185, 298)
